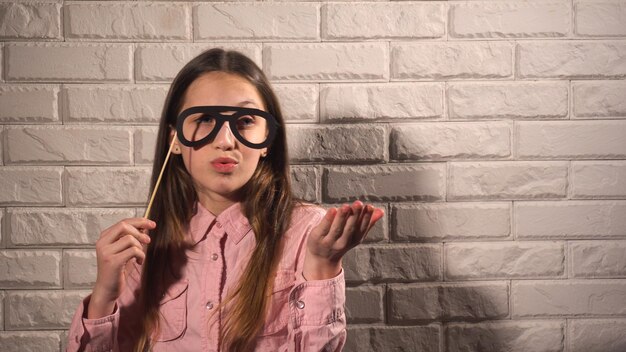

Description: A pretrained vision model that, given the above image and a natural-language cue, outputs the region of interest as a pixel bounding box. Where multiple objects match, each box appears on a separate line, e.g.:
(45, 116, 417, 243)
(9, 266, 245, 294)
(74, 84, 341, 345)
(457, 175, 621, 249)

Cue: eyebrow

(236, 100, 260, 108)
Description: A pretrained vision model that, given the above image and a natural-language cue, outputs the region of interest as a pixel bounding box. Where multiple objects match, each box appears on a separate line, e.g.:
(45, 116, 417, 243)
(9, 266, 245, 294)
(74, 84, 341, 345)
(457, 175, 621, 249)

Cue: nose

(213, 122, 235, 150)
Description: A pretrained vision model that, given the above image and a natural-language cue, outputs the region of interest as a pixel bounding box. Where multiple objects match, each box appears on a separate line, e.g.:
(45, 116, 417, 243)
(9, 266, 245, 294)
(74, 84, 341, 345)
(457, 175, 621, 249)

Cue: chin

(212, 184, 246, 196)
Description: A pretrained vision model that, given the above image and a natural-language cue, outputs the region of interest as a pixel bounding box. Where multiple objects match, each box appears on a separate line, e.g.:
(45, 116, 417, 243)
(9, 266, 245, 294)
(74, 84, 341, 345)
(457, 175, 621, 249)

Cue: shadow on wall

(340, 219, 565, 352)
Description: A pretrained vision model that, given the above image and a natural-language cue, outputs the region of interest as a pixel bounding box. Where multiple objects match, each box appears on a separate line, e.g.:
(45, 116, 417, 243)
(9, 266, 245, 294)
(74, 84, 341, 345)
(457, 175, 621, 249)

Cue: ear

(170, 128, 182, 155)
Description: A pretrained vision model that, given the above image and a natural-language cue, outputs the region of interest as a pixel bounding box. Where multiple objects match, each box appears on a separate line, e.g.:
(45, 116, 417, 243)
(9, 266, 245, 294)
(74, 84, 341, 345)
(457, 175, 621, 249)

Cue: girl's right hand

(87, 218, 154, 319)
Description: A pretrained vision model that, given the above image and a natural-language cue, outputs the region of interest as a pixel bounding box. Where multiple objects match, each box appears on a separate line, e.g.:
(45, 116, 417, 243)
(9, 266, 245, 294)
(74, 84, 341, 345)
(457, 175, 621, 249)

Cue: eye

(196, 114, 214, 124)
(236, 115, 255, 129)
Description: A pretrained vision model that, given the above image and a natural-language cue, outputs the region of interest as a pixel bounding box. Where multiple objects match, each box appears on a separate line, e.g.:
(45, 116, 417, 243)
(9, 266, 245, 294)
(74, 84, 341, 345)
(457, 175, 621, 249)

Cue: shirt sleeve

(287, 270, 346, 352)
(65, 295, 121, 352)
(285, 205, 347, 352)
(66, 262, 142, 352)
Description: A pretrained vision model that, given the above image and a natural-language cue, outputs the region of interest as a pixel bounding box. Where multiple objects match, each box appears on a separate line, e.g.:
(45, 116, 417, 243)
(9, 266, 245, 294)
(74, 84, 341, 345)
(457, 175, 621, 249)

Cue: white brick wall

(65, 3, 191, 41)
(1, 1, 625, 352)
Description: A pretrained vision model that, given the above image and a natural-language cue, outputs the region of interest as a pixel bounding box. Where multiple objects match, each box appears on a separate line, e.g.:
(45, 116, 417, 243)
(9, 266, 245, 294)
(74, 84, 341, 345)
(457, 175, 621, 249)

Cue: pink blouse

(65, 202, 346, 352)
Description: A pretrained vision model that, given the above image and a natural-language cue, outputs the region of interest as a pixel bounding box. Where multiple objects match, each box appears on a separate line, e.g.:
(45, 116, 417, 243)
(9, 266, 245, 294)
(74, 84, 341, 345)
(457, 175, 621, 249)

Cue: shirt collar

(188, 201, 253, 245)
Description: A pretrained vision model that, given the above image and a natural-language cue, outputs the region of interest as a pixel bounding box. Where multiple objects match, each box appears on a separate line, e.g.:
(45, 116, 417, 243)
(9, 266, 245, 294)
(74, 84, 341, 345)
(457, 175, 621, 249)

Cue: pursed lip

(211, 157, 238, 165)
(210, 157, 238, 173)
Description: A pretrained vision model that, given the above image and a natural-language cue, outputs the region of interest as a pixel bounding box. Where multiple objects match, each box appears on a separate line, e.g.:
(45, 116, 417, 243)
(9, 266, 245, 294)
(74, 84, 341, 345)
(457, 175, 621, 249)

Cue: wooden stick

(144, 132, 178, 220)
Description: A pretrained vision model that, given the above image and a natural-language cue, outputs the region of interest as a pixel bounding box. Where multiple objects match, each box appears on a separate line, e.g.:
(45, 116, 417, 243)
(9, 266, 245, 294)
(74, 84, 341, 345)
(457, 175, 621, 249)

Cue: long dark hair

(136, 48, 296, 351)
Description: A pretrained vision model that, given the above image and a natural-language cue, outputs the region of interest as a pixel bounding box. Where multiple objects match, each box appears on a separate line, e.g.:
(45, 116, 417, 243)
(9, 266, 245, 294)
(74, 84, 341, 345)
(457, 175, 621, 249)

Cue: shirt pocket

(153, 279, 189, 342)
(259, 269, 295, 336)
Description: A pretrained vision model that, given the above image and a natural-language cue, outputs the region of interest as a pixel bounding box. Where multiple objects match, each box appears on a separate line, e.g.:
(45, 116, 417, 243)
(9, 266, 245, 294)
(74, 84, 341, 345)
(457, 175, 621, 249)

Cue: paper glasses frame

(175, 105, 279, 150)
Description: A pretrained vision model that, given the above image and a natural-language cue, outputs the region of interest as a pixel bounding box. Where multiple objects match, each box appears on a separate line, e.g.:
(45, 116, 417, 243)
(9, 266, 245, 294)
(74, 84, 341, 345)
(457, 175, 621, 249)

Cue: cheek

(179, 147, 201, 176)
(243, 151, 262, 170)
(180, 148, 191, 168)
(237, 150, 262, 173)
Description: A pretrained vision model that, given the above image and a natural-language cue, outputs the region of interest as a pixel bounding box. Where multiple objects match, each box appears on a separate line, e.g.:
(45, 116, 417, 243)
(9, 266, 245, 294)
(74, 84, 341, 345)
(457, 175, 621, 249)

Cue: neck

(198, 192, 240, 216)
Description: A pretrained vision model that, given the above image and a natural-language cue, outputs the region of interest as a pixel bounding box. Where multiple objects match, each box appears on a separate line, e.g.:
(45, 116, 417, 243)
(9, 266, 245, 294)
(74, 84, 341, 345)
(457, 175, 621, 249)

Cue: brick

(273, 84, 318, 123)
(0, 331, 62, 352)
(0, 2, 62, 40)
(391, 42, 513, 80)
(60, 330, 68, 352)
(135, 43, 262, 82)
(387, 281, 508, 323)
(324, 203, 387, 244)
(517, 41, 626, 79)
(0, 250, 61, 288)
(571, 161, 626, 198)
(323, 164, 445, 202)
(290, 166, 319, 203)
(573, 81, 626, 118)
(450, 2, 569, 38)
(391, 122, 511, 161)
(446, 320, 564, 352)
(575, 1, 626, 37)
(287, 124, 386, 163)
(8, 207, 134, 247)
(570, 241, 626, 278)
(0, 167, 62, 205)
(5, 290, 88, 329)
(5, 126, 131, 164)
(65, 167, 151, 206)
(512, 280, 626, 317)
(321, 83, 443, 122)
(342, 244, 441, 283)
(449, 161, 568, 200)
(63, 250, 97, 288)
(517, 121, 626, 159)
(195, 3, 318, 40)
(323, 3, 444, 40)
(393, 202, 511, 242)
(568, 319, 626, 352)
(0, 85, 60, 123)
(135, 208, 147, 218)
(64, 84, 167, 124)
(448, 82, 568, 119)
(264, 43, 388, 81)
(515, 201, 626, 240)
(0, 126, 3, 166)
(134, 127, 158, 165)
(345, 325, 440, 352)
(0, 290, 3, 328)
(65, 3, 190, 40)
(5, 43, 132, 82)
(0, 209, 3, 247)
(345, 285, 384, 323)
(445, 241, 564, 280)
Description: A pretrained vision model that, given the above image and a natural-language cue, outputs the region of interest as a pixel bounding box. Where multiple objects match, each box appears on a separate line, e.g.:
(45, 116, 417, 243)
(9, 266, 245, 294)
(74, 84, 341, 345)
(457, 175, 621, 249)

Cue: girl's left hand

(303, 200, 384, 281)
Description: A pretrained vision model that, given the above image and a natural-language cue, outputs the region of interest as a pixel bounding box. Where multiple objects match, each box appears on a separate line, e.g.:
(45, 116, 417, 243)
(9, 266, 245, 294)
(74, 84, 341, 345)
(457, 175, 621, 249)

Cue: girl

(66, 48, 384, 352)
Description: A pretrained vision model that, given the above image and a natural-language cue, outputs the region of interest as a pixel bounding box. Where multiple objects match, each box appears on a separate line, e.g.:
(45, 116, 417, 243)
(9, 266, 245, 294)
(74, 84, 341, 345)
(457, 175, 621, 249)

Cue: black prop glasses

(176, 106, 279, 149)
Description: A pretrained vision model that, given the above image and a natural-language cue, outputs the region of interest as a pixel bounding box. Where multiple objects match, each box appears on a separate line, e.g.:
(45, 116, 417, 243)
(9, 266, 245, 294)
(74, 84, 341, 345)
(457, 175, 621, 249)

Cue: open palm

(303, 201, 384, 280)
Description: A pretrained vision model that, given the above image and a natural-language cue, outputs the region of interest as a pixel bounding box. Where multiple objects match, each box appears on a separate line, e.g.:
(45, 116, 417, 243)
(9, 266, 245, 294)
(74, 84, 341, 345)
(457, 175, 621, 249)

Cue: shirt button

(206, 301, 214, 310)
(215, 222, 222, 229)
(296, 300, 305, 309)
(211, 253, 219, 261)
